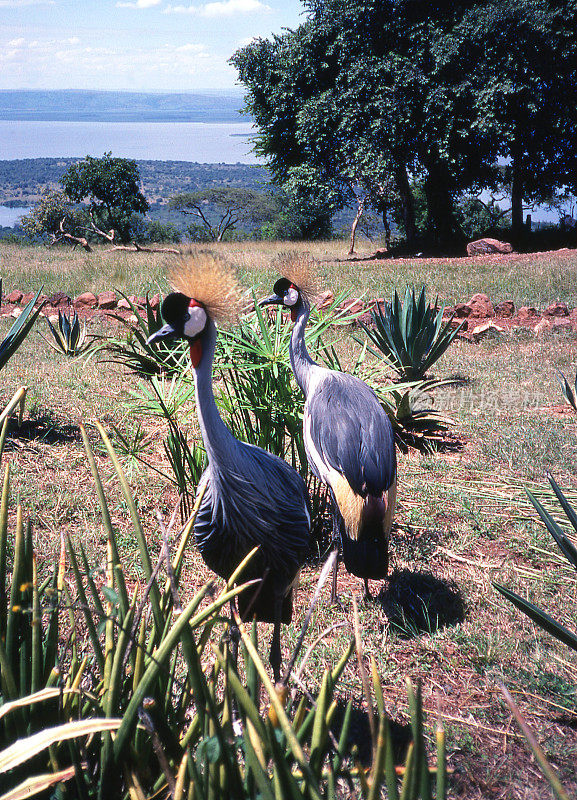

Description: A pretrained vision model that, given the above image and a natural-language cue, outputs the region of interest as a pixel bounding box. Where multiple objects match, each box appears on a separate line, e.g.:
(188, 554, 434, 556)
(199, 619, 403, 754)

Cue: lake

(0, 206, 29, 227)
(0, 120, 260, 163)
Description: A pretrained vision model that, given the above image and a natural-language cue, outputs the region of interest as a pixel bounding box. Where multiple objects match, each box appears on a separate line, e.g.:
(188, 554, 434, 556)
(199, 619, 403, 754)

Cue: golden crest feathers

(168, 250, 245, 326)
(272, 252, 319, 303)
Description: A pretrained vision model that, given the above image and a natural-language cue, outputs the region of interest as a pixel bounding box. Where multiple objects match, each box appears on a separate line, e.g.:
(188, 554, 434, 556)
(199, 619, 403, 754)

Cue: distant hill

(0, 90, 247, 122)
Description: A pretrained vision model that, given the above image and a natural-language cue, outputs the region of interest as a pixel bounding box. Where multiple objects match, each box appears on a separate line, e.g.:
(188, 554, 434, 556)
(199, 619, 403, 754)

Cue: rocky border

(1, 288, 577, 340)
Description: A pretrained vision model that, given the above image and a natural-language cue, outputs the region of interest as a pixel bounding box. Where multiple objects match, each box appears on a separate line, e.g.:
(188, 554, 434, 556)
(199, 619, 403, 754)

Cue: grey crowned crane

(260, 263, 397, 602)
(148, 253, 310, 682)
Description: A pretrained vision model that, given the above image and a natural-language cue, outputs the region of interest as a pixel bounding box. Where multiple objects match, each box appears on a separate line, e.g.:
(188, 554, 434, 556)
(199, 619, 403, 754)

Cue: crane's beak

(259, 293, 283, 307)
(147, 323, 176, 345)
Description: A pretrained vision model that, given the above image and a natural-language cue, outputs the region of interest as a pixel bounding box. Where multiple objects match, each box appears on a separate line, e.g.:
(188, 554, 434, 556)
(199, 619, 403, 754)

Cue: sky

(0, 0, 305, 92)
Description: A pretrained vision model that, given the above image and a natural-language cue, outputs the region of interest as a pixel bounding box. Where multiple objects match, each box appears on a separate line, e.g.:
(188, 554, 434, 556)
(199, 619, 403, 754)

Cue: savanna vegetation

(0, 239, 577, 799)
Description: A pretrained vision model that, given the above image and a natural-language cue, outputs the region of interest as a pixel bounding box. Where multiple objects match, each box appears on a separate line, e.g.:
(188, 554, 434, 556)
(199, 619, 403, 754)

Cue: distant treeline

(0, 90, 246, 122)
(0, 158, 271, 204)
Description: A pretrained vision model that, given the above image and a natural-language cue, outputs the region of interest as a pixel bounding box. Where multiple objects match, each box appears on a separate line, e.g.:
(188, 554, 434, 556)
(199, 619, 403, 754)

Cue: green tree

(61, 152, 149, 243)
(169, 186, 278, 241)
(20, 190, 90, 248)
(232, 0, 577, 249)
(452, 0, 577, 237)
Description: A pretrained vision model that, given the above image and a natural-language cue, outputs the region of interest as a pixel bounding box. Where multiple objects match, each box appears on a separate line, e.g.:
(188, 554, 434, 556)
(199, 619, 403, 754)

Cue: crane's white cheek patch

(184, 306, 207, 338)
(285, 287, 299, 307)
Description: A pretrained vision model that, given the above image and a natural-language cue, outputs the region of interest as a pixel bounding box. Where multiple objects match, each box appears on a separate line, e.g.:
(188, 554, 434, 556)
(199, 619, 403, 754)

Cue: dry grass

(2, 240, 577, 798)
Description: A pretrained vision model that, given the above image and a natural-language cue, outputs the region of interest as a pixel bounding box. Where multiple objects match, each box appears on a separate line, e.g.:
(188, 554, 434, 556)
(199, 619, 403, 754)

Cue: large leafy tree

(169, 187, 278, 241)
(61, 152, 149, 243)
(232, 0, 577, 248)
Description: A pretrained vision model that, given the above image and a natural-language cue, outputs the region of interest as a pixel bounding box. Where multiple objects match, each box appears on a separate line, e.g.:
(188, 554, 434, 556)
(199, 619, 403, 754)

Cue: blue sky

(0, 0, 305, 91)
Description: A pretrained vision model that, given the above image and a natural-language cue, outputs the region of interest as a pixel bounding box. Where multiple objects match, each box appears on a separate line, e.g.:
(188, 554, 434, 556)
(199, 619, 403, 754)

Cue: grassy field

(1, 240, 577, 798)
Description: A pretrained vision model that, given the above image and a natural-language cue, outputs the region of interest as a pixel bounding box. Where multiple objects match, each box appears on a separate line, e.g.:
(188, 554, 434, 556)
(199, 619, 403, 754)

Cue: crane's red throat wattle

(190, 340, 203, 367)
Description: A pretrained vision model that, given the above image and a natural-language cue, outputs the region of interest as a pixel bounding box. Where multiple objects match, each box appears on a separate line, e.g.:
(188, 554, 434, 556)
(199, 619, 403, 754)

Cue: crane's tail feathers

(384, 476, 397, 536)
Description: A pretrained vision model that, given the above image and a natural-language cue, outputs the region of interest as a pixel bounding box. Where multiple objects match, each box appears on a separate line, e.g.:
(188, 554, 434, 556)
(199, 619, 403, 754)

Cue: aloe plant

(0, 285, 45, 371)
(557, 368, 577, 412)
(362, 286, 463, 379)
(494, 472, 577, 652)
(494, 472, 577, 800)
(102, 292, 188, 377)
(44, 308, 93, 356)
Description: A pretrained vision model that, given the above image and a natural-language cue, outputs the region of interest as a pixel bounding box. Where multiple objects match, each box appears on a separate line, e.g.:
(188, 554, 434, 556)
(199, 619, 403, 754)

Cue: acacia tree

(169, 187, 280, 241)
(61, 152, 148, 243)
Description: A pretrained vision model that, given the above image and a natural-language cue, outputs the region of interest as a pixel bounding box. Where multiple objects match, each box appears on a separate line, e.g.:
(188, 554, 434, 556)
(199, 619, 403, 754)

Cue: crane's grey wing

(193, 451, 310, 581)
(307, 373, 396, 496)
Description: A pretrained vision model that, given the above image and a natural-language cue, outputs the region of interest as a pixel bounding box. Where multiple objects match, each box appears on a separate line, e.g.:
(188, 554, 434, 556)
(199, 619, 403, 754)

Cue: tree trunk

(348, 197, 365, 255)
(393, 163, 417, 246)
(510, 155, 524, 238)
(423, 158, 464, 249)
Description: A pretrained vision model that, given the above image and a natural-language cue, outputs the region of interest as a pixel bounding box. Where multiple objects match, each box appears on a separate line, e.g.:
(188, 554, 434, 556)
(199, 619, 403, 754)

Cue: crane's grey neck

(192, 318, 237, 463)
(290, 298, 320, 395)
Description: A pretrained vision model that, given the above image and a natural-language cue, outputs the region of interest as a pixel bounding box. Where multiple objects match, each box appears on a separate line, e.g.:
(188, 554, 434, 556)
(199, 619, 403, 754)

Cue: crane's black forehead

(273, 277, 296, 294)
(161, 292, 190, 323)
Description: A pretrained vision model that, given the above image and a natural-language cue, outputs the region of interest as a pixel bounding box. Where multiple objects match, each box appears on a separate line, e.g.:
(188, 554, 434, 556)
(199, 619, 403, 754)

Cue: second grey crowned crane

(148, 253, 310, 682)
(260, 262, 397, 602)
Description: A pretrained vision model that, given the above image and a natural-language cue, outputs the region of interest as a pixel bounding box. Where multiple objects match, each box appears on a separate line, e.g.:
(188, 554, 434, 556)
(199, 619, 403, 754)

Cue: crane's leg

(363, 578, 372, 602)
(270, 592, 284, 684)
(228, 599, 242, 733)
(330, 506, 343, 606)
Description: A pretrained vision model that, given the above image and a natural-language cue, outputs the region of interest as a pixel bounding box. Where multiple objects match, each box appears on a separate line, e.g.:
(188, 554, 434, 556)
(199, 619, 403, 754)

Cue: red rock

(98, 291, 117, 310)
(466, 238, 513, 256)
(339, 298, 363, 315)
(453, 303, 472, 318)
(466, 293, 494, 318)
(5, 290, 23, 304)
(543, 300, 569, 317)
(20, 291, 36, 304)
(494, 300, 515, 318)
(46, 291, 71, 308)
(149, 293, 161, 310)
(74, 292, 98, 309)
(570, 308, 577, 321)
(517, 306, 540, 322)
(117, 298, 131, 310)
(470, 320, 505, 340)
(316, 290, 335, 310)
(551, 318, 573, 331)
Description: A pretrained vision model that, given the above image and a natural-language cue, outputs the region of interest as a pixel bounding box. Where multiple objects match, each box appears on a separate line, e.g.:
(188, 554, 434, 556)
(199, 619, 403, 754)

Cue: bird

(148, 252, 310, 682)
(260, 258, 397, 603)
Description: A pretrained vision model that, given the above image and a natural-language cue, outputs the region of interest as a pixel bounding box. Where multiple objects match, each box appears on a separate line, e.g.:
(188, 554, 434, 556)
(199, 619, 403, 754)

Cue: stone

(466, 238, 513, 256)
(517, 306, 540, 322)
(494, 300, 515, 318)
(10, 308, 22, 318)
(339, 298, 364, 316)
(117, 298, 131, 310)
(466, 293, 494, 318)
(5, 290, 23, 304)
(551, 318, 573, 331)
(543, 300, 569, 317)
(453, 303, 472, 318)
(371, 248, 389, 259)
(470, 320, 505, 340)
(149, 293, 161, 310)
(74, 292, 98, 309)
(316, 290, 335, 310)
(97, 291, 117, 310)
(46, 291, 72, 308)
(20, 292, 36, 305)
(534, 319, 551, 335)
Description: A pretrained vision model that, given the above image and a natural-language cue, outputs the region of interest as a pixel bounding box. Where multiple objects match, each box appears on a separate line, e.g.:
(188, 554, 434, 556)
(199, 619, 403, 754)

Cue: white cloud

(202, 0, 270, 16)
(164, 0, 270, 15)
(175, 43, 205, 52)
(116, 0, 161, 7)
(0, 0, 54, 6)
(67, 37, 80, 45)
(8, 37, 25, 46)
